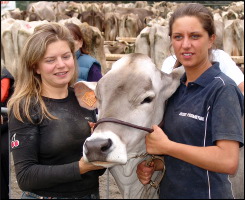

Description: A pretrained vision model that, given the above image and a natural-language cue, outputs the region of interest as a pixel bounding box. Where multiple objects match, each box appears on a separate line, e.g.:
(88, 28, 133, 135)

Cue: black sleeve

(9, 112, 82, 191)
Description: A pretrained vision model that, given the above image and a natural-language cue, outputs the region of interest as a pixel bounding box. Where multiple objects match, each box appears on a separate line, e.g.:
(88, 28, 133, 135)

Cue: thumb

(88, 121, 96, 133)
(152, 124, 161, 131)
(88, 121, 96, 128)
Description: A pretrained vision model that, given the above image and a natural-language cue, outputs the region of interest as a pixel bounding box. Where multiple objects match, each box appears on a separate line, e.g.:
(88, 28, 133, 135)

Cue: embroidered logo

(179, 112, 204, 121)
(85, 117, 93, 121)
(11, 133, 19, 148)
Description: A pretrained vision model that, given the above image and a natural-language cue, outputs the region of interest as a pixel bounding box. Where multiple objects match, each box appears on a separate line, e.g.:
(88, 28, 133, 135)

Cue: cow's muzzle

(84, 138, 112, 162)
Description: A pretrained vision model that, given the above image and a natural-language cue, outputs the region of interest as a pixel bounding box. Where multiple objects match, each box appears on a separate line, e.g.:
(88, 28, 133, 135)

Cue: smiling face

(36, 40, 75, 93)
(171, 16, 215, 70)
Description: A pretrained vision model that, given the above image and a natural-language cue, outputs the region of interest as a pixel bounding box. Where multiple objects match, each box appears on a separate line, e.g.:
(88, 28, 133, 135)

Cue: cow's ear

(74, 81, 97, 110)
(161, 66, 185, 99)
(171, 66, 185, 80)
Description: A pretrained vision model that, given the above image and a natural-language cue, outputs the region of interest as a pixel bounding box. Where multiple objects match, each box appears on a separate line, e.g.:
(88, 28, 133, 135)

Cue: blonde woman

(8, 22, 104, 199)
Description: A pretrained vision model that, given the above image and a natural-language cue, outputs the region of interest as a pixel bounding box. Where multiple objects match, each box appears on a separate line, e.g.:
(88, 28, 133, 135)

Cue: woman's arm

(9, 112, 81, 191)
(146, 84, 243, 175)
(146, 126, 240, 174)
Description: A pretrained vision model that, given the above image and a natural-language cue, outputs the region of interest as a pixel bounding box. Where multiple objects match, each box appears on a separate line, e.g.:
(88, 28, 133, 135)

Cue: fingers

(88, 121, 96, 133)
(152, 124, 162, 132)
(88, 121, 96, 128)
(137, 169, 153, 185)
(137, 161, 155, 185)
(92, 164, 105, 170)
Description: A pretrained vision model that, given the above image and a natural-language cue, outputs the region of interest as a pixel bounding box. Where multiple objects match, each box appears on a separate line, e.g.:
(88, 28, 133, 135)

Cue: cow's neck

(109, 155, 159, 199)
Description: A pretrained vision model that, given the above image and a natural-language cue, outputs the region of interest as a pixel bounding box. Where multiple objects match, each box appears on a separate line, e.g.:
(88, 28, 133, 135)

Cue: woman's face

(74, 39, 83, 52)
(37, 40, 75, 90)
(171, 16, 215, 69)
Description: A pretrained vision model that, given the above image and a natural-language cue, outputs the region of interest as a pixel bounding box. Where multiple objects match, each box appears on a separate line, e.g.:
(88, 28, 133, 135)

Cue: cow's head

(74, 53, 184, 167)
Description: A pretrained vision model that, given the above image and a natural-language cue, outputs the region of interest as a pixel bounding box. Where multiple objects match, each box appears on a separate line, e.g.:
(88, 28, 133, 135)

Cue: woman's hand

(88, 121, 96, 133)
(136, 160, 155, 185)
(146, 125, 172, 155)
(79, 157, 104, 174)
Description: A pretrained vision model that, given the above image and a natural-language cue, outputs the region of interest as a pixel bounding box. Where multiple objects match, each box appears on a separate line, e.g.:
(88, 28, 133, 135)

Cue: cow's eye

(141, 97, 153, 104)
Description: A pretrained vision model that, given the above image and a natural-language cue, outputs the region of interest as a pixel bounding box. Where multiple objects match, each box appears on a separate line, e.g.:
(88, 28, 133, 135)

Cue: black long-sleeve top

(9, 87, 105, 198)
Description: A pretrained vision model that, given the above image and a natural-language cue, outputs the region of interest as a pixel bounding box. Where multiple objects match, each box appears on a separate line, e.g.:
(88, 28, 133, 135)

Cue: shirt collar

(180, 62, 221, 87)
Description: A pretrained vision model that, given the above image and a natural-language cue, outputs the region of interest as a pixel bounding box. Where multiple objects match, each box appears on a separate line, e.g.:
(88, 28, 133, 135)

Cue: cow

(118, 13, 143, 38)
(74, 53, 185, 198)
(214, 20, 224, 50)
(103, 12, 120, 41)
(103, 7, 153, 41)
(104, 41, 129, 54)
(135, 24, 170, 70)
(78, 10, 105, 33)
(25, 1, 56, 22)
(115, 7, 154, 25)
(78, 22, 107, 75)
(1, 19, 49, 78)
(101, 2, 116, 14)
(223, 19, 244, 56)
(145, 16, 168, 27)
(135, 1, 148, 8)
(1, 8, 26, 20)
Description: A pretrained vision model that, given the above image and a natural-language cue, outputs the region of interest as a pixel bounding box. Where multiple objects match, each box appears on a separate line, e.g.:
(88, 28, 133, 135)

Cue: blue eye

(174, 35, 182, 40)
(46, 59, 55, 63)
(63, 55, 71, 59)
(191, 35, 200, 39)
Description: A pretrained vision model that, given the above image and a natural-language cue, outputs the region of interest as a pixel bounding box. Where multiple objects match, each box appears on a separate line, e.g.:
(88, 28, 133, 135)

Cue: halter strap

(94, 116, 164, 133)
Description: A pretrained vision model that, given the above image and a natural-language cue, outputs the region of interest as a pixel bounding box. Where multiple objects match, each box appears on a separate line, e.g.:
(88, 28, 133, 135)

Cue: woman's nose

(56, 57, 65, 68)
(182, 37, 191, 48)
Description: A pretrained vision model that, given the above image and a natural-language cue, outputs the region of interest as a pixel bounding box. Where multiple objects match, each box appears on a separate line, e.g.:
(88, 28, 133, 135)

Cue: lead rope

(140, 155, 165, 199)
(106, 168, 110, 199)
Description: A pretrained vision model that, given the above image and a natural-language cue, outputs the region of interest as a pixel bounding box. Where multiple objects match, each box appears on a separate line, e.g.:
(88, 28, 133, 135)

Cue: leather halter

(93, 116, 165, 133)
(93, 115, 166, 194)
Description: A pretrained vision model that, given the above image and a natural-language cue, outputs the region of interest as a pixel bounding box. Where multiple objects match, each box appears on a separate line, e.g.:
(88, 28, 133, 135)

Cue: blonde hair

(7, 22, 78, 123)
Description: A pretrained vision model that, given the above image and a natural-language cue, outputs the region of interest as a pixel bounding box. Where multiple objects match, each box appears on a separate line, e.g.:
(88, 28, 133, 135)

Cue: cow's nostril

(84, 138, 113, 162)
(101, 139, 112, 152)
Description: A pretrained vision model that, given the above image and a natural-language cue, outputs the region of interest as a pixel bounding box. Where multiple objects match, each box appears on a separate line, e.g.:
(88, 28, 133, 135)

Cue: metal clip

(149, 180, 157, 189)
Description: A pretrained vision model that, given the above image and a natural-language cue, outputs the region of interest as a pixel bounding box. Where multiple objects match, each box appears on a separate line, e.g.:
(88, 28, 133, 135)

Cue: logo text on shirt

(179, 112, 204, 121)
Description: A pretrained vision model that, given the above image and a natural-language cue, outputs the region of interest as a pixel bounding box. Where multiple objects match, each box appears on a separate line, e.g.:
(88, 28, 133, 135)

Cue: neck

(184, 60, 212, 85)
(109, 155, 160, 199)
(42, 86, 69, 99)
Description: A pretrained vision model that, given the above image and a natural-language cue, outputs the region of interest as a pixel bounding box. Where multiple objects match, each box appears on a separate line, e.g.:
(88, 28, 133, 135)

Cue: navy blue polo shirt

(160, 62, 244, 199)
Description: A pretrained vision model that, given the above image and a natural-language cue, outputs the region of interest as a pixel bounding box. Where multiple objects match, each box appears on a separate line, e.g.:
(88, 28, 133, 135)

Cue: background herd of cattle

(1, 1, 244, 79)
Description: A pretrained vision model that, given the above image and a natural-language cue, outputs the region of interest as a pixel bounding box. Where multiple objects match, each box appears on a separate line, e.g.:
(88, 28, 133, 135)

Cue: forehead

(172, 16, 204, 32)
(96, 54, 154, 96)
(44, 40, 71, 57)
